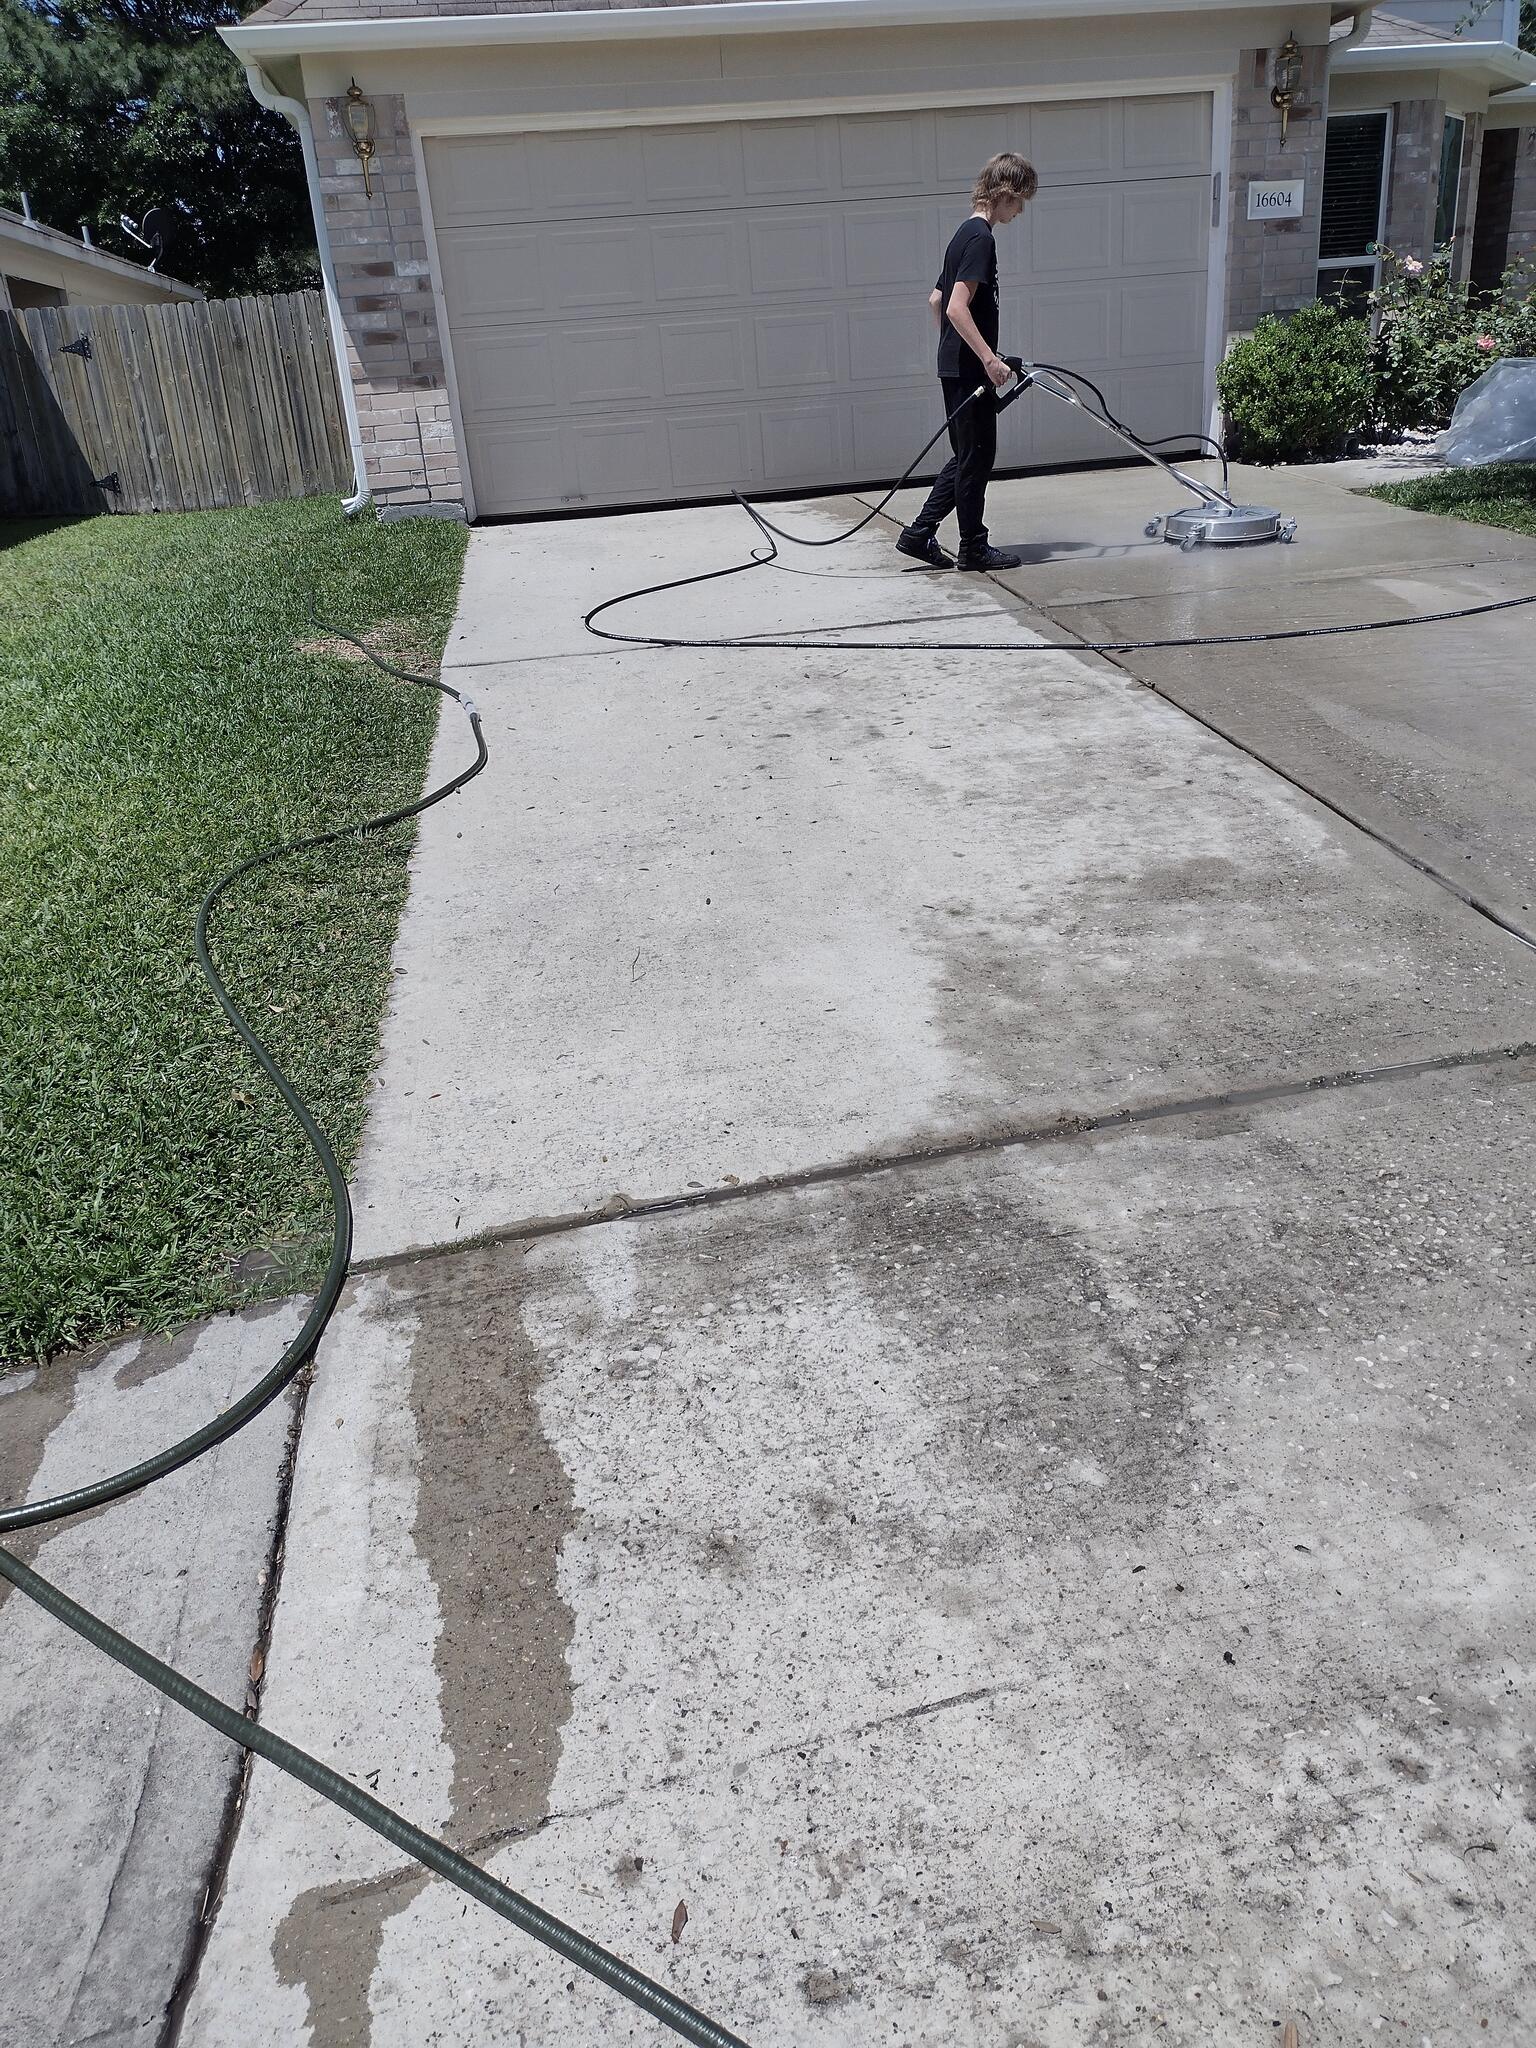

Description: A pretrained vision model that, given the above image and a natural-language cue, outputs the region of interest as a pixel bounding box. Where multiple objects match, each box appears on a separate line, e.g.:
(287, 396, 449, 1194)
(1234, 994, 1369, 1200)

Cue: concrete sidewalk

(0, 1305, 302, 2048)
(180, 463, 1536, 2047)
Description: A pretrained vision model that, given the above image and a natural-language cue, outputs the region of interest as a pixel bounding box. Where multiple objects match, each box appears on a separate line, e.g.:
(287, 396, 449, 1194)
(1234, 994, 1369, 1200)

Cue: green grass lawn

(1367, 462, 1536, 536)
(1, 498, 468, 1365)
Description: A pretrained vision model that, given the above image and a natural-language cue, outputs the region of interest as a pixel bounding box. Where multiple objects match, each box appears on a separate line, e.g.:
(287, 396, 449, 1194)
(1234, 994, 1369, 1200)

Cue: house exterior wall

(264, 3, 1526, 514)
(1224, 35, 1329, 332)
(312, 90, 465, 517)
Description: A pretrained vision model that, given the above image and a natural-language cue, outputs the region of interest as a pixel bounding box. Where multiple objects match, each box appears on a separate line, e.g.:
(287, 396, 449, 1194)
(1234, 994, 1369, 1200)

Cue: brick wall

(1506, 124, 1536, 272)
(1225, 39, 1330, 336)
(313, 91, 465, 519)
(1383, 97, 1442, 260)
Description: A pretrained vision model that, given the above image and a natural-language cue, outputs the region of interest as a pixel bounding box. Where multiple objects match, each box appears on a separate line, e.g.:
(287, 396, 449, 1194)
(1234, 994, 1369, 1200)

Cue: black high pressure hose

(0, 630, 751, 2048)
(583, 367, 1536, 656)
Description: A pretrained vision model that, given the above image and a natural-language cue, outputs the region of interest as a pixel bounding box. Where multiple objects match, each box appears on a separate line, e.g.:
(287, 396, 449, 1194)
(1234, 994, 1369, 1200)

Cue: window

(1316, 111, 1390, 313)
(1435, 115, 1466, 250)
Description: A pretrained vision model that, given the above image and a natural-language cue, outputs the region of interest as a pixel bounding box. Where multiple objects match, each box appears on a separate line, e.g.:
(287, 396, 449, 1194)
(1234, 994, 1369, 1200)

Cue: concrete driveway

(181, 461, 1536, 2047)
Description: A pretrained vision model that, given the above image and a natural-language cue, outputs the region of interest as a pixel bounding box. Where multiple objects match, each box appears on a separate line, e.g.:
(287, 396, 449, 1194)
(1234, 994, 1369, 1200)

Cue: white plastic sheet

(1436, 357, 1536, 466)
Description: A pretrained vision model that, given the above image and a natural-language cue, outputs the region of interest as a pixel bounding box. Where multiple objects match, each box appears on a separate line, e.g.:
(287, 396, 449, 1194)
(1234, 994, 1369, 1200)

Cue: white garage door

(426, 96, 1213, 517)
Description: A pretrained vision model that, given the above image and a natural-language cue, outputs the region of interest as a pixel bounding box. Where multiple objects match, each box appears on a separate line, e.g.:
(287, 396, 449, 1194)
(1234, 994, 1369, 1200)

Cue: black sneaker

(956, 542, 1024, 572)
(896, 527, 950, 568)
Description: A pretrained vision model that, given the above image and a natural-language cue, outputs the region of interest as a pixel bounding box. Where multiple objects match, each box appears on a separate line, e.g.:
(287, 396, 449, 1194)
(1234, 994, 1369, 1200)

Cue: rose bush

(1369, 246, 1536, 436)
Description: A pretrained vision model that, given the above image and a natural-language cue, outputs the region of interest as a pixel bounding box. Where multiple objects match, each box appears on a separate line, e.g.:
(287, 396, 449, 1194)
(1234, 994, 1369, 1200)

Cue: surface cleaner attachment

(1000, 362, 1297, 550)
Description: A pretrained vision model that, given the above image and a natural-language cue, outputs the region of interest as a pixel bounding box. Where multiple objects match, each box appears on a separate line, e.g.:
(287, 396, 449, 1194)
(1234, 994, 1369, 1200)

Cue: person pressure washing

(897, 151, 1038, 572)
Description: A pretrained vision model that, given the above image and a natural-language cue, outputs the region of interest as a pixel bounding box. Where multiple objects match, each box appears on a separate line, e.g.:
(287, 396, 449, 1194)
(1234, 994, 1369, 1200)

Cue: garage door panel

(1119, 275, 1207, 360)
(847, 301, 932, 383)
(570, 413, 669, 497)
(453, 328, 559, 418)
(936, 105, 1031, 184)
(649, 217, 749, 303)
(837, 111, 935, 192)
(536, 129, 645, 215)
(640, 124, 743, 207)
(748, 214, 842, 296)
(658, 319, 749, 400)
(1123, 93, 1211, 174)
(666, 409, 758, 489)
(844, 204, 942, 290)
(1121, 182, 1209, 269)
(560, 323, 662, 407)
(1117, 361, 1206, 443)
(468, 418, 565, 509)
(436, 229, 546, 322)
(546, 225, 650, 311)
(754, 309, 842, 391)
(742, 119, 836, 198)
(1028, 188, 1117, 276)
(1030, 99, 1120, 178)
(1029, 285, 1114, 369)
(425, 136, 534, 226)
(429, 97, 1212, 513)
(852, 391, 944, 475)
(761, 401, 847, 482)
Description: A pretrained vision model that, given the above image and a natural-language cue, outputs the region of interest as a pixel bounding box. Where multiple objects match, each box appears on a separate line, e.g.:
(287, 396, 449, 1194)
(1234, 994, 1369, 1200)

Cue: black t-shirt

(935, 215, 999, 384)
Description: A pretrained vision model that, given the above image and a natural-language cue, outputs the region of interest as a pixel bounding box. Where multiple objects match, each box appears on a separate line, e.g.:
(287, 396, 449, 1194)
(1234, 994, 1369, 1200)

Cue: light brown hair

(972, 152, 1039, 210)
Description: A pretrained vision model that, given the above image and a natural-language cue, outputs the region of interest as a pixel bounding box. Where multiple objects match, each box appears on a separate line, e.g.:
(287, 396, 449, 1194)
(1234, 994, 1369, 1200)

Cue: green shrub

(1217, 300, 1375, 464)
(1369, 247, 1536, 436)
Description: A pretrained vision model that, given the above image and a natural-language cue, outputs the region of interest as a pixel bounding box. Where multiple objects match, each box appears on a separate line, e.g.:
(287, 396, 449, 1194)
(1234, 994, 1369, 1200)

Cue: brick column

(1506, 123, 1536, 272)
(1225, 38, 1331, 336)
(1450, 112, 1485, 282)
(311, 91, 465, 521)
(1383, 98, 1443, 263)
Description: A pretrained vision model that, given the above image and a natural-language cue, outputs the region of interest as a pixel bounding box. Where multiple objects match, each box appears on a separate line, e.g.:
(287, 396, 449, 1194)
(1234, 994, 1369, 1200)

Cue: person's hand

(985, 355, 1013, 388)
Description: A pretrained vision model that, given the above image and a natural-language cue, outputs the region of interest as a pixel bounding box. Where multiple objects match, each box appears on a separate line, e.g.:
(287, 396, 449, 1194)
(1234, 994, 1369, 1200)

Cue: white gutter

(241, 62, 371, 517)
(1332, 40, 1536, 88)
(1331, 7, 1374, 53)
(222, 0, 1318, 60)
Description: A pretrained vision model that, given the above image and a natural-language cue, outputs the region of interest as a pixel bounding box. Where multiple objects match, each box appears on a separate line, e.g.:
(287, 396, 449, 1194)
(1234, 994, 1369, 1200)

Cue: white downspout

(1337, 8, 1375, 50)
(242, 62, 371, 516)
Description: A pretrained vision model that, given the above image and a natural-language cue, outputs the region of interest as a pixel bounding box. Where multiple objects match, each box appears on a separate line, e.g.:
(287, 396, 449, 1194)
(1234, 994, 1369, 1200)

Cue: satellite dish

(120, 205, 177, 272)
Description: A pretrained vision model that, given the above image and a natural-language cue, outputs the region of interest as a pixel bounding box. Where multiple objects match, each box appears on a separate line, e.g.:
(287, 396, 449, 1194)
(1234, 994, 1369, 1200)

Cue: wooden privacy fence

(0, 291, 352, 518)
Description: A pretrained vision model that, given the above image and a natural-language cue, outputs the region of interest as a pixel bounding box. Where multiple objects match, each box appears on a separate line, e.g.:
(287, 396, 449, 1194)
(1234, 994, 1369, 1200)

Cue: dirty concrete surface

(174, 461, 1536, 2048)
(0, 1302, 302, 2048)
(186, 1064, 1535, 2048)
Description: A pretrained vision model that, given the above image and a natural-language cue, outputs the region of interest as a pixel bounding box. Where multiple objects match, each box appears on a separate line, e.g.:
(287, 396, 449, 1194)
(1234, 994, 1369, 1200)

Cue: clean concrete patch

(182, 1058, 1536, 2047)
(0, 1302, 303, 2048)
(944, 463, 1536, 942)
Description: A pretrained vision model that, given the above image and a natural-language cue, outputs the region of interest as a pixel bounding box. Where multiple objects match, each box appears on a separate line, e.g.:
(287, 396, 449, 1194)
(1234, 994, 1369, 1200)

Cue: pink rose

(1475, 333, 1496, 351)
(1403, 257, 1424, 276)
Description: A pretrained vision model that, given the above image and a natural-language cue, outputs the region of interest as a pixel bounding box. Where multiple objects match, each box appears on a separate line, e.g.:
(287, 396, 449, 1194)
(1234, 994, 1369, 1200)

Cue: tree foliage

(0, 0, 317, 298)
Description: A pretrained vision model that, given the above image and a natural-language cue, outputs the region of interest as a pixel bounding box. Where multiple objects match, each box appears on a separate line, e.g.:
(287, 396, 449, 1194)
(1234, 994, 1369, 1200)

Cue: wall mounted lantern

(1271, 33, 1304, 147)
(344, 80, 377, 198)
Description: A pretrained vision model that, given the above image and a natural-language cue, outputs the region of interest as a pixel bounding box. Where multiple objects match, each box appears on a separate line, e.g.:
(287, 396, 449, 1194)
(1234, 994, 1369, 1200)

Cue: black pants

(909, 374, 997, 547)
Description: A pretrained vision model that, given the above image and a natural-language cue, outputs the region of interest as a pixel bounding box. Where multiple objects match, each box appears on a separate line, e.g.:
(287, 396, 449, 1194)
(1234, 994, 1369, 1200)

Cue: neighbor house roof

(0, 207, 202, 301)
(1361, 8, 1455, 42)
